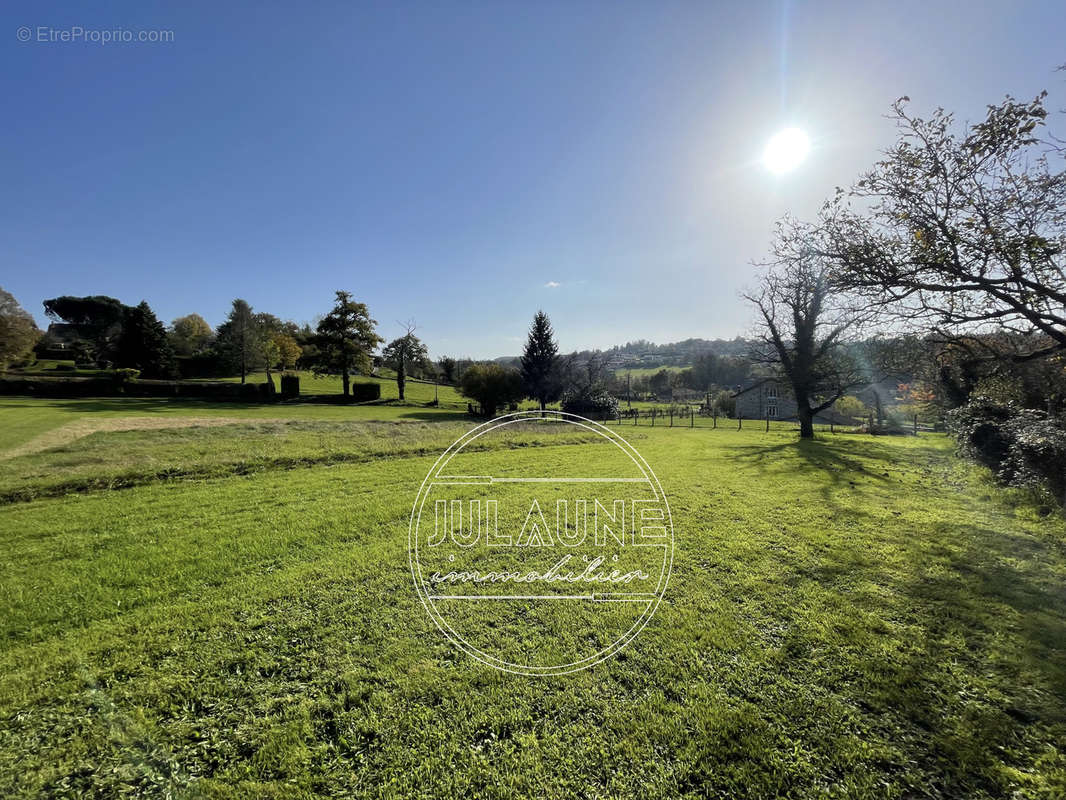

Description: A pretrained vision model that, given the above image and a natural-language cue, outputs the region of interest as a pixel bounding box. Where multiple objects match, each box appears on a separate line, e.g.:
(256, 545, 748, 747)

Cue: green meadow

(1, 397, 1064, 798)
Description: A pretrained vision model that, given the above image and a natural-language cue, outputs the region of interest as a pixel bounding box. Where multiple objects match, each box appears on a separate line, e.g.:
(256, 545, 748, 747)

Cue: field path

(0, 416, 282, 460)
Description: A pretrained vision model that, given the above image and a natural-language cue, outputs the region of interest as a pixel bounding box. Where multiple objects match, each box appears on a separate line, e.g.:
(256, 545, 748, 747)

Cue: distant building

(732, 377, 852, 424)
(732, 378, 797, 420)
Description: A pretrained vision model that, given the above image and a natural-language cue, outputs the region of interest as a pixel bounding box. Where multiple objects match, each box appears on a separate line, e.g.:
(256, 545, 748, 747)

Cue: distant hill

(492, 337, 753, 370)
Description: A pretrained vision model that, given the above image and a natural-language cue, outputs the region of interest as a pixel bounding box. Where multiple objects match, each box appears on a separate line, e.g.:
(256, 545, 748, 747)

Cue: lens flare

(763, 127, 810, 174)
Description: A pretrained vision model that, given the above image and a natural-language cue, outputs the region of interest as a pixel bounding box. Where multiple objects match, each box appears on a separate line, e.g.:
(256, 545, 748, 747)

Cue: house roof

(730, 377, 779, 398)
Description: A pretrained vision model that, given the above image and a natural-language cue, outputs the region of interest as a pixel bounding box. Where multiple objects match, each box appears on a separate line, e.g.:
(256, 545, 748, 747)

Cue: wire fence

(516, 404, 938, 435)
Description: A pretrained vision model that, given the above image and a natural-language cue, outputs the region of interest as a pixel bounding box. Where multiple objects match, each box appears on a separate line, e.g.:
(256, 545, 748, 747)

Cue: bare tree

(744, 242, 870, 438)
(381, 321, 428, 401)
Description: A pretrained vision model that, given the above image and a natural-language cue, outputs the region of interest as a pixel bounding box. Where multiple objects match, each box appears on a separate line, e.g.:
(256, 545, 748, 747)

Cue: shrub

(348, 382, 381, 402)
(280, 373, 300, 399)
(459, 364, 523, 417)
(560, 387, 619, 420)
(949, 398, 1066, 507)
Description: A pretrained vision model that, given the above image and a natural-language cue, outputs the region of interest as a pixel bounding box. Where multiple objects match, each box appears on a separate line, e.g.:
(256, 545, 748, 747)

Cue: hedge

(300, 382, 381, 403)
(949, 397, 1066, 508)
(0, 376, 276, 402)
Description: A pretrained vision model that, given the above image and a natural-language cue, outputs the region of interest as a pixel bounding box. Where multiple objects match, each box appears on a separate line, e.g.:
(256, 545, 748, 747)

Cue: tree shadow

(722, 438, 905, 503)
(394, 410, 474, 422)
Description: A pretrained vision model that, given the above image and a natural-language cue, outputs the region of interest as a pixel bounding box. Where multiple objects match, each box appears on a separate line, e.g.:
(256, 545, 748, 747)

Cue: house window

(767, 404, 777, 418)
(767, 385, 778, 399)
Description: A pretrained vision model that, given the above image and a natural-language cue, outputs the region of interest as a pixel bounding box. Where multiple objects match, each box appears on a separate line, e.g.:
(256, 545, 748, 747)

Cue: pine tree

(311, 291, 383, 397)
(116, 301, 176, 378)
(216, 299, 267, 383)
(520, 310, 561, 410)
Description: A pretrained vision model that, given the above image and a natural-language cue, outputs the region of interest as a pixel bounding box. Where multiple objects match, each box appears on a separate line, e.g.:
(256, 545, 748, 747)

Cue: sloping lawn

(0, 411, 1063, 798)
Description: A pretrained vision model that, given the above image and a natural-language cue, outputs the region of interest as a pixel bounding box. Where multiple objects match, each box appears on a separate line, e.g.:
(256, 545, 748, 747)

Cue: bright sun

(763, 127, 810, 174)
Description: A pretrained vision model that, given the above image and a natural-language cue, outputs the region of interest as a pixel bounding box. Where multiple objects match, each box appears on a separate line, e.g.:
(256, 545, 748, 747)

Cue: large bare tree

(745, 240, 870, 438)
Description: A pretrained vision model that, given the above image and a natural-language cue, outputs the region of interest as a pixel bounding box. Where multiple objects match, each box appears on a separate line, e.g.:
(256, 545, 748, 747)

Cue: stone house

(732, 378, 797, 420)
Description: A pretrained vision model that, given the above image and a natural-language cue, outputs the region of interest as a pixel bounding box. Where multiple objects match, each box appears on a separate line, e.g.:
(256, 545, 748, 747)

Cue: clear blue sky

(3, 1, 1063, 358)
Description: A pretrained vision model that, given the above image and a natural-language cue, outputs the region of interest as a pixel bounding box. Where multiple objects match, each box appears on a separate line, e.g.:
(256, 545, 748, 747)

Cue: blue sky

(3, 1, 1064, 358)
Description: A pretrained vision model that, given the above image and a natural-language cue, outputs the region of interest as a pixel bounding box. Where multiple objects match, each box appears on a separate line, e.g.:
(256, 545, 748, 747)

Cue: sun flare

(763, 127, 810, 174)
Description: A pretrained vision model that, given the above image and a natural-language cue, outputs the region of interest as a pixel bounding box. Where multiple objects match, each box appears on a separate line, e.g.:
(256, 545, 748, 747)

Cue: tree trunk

(398, 367, 406, 401)
(540, 399, 546, 411)
(798, 405, 815, 439)
(342, 367, 350, 397)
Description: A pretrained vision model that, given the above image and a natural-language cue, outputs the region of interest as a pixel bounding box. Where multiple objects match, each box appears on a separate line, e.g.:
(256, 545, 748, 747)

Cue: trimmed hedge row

(300, 382, 381, 403)
(0, 376, 275, 402)
(0, 375, 382, 404)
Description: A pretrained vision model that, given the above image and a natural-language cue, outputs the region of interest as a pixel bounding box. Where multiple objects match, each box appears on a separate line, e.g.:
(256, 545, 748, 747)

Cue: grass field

(611, 366, 687, 379)
(1, 397, 1064, 798)
(208, 370, 465, 406)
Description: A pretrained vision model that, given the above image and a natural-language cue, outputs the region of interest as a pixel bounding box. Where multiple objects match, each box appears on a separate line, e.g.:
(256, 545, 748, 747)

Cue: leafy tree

(381, 326, 428, 401)
(710, 389, 735, 417)
(520, 310, 561, 410)
(0, 287, 41, 370)
(437, 357, 458, 384)
(115, 301, 176, 378)
(271, 333, 302, 370)
(170, 313, 213, 356)
(745, 243, 871, 438)
(460, 363, 524, 417)
(834, 395, 870, 420)
(649, 369, 673, 398)
(818, 93, 1066, 368)
(311, 291, 383, 397)
(42, 295, 128, 365)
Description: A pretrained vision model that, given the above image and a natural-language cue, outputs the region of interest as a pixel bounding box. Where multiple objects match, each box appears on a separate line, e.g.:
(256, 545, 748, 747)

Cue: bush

(348, 382, 381, 402)
(560, 387, 619, 420)
(459, 364, 523, 417)
(280, 373, 300, 399)
(949, 398, 1066, 507)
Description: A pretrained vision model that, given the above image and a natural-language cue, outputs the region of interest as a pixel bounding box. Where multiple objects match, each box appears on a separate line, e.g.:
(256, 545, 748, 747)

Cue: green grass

(11, 359, 114, 377)
(1, 398, 1064, 798)
(210, 370, 464, 405)
(0, 397, 475, 453)
(612, 366, 687, 379)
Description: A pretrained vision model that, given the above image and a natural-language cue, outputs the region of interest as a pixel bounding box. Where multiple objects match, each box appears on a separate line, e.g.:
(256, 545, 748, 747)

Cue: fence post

(669, 409, 674, 427)
(713, 410, 717, 429)
(690, 407, 694, 427)
(651, 409, 656, 427)
(913, 414, 918, 435)
(765, 413, 769, 432)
